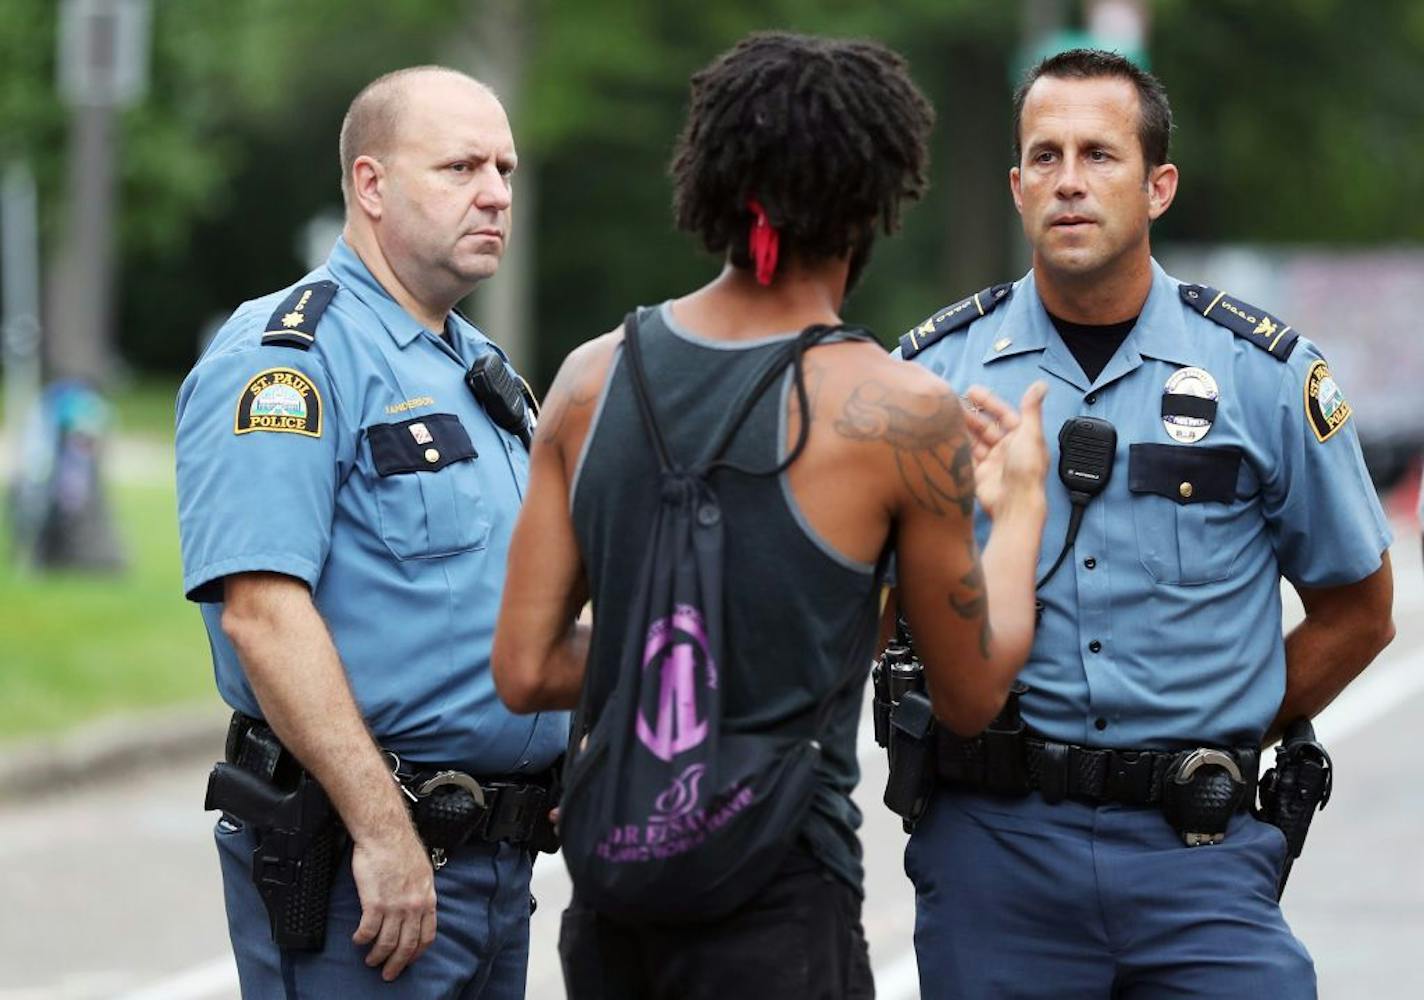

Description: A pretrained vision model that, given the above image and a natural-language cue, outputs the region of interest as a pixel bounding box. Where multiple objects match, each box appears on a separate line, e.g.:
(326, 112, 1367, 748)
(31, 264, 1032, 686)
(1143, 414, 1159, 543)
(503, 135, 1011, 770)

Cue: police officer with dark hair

(176, 66, 564, 997)
(895, 49, 1395, 997)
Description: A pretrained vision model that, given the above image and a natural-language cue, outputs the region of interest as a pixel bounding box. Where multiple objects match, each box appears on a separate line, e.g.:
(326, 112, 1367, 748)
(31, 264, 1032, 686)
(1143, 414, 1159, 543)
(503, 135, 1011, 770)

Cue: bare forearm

(1269, 556, 1395, 741)
(980, 497, 1046, 677)
(1271, 615, 1391, 739)
(223, 590, 413, 842)
(497, 621, 591, 712)
(913, 502, 1044, 735)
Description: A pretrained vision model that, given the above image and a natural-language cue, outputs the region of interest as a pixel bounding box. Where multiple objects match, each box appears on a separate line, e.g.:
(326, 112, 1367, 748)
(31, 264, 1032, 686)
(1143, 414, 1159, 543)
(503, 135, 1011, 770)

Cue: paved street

(2, 534, 1420, 999)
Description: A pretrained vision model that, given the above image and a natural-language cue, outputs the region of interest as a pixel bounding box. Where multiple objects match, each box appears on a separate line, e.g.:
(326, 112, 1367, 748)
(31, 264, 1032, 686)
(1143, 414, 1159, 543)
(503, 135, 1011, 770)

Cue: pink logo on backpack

(636, 604, 718, 762)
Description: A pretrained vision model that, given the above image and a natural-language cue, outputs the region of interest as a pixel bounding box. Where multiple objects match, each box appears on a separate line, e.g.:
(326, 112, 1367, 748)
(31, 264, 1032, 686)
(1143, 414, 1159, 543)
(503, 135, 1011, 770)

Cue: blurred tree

(1152, 0, 1424, 246)
(2, 0, 1421, 389)
(522, 0, 1022, 382)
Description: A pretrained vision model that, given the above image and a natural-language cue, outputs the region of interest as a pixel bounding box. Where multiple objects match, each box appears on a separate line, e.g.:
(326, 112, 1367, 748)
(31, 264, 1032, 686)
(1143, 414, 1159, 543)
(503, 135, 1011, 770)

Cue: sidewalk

(0, 701, 229, 802)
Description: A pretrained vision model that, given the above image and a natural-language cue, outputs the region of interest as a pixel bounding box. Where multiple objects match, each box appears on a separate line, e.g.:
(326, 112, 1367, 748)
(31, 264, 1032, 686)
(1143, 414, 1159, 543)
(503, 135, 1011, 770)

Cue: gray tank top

(570, 302, 887, 893)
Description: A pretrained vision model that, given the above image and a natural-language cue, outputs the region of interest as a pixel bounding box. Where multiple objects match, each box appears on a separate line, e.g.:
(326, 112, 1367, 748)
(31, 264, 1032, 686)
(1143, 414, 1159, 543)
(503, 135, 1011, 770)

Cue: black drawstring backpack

(557, 310, 878, 922)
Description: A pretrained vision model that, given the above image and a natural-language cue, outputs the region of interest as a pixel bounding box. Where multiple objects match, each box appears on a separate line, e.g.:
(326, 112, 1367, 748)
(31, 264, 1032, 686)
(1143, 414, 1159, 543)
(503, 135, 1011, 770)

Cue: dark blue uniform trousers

(217, 818, 532, 999)
(905, 790, 1316, 999)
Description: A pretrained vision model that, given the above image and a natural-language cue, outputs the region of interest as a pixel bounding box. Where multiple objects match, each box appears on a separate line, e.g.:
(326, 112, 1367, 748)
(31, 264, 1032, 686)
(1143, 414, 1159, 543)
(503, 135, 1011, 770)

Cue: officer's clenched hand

(960, 381, 1049, 519)
(350, 824, 438, 981)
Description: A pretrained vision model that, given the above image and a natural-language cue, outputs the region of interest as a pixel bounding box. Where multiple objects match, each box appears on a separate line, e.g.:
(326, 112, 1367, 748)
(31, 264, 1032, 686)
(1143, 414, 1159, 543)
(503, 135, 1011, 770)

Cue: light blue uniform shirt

(176, 237, 567, 772)
(901, 261, 1391, 749)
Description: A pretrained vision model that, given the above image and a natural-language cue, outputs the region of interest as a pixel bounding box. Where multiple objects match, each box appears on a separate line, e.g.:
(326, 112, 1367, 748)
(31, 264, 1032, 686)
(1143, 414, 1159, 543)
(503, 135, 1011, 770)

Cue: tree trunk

(446, 0, 536, 380)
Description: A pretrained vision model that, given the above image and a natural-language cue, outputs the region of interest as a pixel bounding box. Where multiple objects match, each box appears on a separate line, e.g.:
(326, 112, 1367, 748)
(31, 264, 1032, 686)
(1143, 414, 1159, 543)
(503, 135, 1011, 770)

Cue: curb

(0, 701, 230, 803)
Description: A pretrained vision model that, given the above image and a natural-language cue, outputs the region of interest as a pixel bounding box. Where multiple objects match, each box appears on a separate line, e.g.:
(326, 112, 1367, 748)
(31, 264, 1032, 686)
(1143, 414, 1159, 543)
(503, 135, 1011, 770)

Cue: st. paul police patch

(1304, 360, 1350, 443)
(234, 367, 322, 437)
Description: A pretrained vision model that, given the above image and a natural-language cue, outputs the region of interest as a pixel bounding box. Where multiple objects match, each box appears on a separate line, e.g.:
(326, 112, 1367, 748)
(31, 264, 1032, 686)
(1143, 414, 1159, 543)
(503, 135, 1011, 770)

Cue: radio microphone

(1058, 416, 1117, 503)
(1037, 417, 1117, 590)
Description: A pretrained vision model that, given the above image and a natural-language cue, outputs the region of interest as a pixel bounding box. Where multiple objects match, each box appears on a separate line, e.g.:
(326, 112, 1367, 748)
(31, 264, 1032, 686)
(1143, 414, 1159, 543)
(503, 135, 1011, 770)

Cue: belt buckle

(1102, 750, 1155, 804)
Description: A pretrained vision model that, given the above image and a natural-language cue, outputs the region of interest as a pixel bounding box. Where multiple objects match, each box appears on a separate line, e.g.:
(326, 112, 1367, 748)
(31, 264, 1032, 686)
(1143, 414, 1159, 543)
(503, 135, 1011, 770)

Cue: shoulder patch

(900, 283, 1013, 360)
(235, 367, 323, 437)
(261, 280, 338, 350)
(1179, 284, 1299, 360)
(1303, 359, 1351, 442)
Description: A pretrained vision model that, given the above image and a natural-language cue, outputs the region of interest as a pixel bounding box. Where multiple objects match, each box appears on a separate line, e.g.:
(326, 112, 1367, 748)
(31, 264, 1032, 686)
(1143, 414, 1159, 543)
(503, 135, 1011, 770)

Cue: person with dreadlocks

(491, 31, 1049, 998)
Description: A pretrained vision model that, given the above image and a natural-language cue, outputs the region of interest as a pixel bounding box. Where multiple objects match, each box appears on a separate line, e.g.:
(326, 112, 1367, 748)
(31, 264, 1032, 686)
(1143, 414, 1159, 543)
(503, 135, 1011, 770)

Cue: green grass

(0, 374, 180, 441)
(0, 479, 213, 743)
(109, 375, 182, 440)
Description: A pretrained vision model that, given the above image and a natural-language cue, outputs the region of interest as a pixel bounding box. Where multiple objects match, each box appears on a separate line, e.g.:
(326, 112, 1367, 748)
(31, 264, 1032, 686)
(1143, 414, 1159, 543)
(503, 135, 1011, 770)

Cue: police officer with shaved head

(176, 66, 564, 997)
(895, 49, 1395, 997)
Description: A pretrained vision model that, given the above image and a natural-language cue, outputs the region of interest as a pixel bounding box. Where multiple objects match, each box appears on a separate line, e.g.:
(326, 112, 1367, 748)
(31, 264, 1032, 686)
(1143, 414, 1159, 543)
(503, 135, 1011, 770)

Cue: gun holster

(976, 683, 1031, 794)
(884, 690, 938, 831)
(205, 717, 347, 951)
(1258, 718, 1332, 898)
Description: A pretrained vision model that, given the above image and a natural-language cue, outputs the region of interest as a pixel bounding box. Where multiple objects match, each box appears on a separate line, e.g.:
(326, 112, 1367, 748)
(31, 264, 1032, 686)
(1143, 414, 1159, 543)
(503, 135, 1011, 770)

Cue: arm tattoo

(949, 555, 992, 659)
(833, 381, 974, 516)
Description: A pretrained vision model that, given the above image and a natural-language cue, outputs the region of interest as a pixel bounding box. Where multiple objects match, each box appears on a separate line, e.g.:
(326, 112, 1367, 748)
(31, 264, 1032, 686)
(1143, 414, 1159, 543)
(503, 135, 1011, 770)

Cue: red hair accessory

(746, 198, 780, 286)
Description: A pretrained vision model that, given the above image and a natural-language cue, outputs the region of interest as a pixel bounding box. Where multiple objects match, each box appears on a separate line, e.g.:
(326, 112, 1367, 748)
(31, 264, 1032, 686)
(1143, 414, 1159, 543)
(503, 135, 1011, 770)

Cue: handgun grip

(206, 762, 294, 827)
(1280, 717, 1316, 748)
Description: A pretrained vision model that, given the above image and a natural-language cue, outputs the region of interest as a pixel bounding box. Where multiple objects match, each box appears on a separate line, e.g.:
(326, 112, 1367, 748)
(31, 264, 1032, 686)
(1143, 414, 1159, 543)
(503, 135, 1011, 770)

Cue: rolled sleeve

(1263, 342, 1392, 587)
(176, 346, 342, 602)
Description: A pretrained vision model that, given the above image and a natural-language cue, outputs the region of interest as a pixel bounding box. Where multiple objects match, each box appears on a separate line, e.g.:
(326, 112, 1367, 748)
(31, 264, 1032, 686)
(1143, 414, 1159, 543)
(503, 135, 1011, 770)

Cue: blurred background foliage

(3, 0, 1421, 390)
(1, 0, 1421, 739)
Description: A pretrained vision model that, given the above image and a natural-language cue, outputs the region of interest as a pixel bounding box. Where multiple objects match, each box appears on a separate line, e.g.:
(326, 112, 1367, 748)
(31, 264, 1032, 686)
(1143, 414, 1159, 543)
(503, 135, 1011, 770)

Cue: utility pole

(49, 0, 150, 385)
(446, 0, 535, 379)
(31, 0, 151, 570)
(1011, 0, 1151, 272)
(3, 163, 42, 481)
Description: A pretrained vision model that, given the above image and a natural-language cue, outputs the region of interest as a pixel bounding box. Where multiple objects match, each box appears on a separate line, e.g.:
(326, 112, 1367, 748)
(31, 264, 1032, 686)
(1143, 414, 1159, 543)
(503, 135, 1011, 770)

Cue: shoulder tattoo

(833, 381, 973, 517)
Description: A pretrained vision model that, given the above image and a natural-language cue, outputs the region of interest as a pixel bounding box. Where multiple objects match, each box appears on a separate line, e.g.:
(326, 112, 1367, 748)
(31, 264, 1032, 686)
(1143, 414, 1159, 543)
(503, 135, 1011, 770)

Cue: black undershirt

(1047, 311, 1138, 383)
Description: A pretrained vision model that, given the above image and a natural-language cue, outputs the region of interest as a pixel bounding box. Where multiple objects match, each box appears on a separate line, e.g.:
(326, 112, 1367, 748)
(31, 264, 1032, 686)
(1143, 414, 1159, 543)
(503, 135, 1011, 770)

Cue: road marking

(113, 958, 237, 1000)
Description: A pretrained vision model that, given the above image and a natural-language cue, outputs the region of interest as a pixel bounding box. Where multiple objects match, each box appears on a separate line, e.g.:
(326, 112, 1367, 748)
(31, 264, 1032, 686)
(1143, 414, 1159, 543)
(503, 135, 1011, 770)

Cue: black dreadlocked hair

(671, 32, 934, 271)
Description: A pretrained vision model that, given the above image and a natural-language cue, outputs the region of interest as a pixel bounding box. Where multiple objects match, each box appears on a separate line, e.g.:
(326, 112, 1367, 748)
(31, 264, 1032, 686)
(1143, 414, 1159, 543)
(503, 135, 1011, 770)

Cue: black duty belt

(389, 757, 559, 858)
(227, 713, 558, 860)
(937, 727, 1259, 810)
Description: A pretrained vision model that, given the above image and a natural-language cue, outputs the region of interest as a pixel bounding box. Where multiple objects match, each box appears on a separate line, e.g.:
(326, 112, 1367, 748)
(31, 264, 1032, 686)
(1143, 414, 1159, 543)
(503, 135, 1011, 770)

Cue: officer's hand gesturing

(960, 381, 1049, 519)
(350, 822, 438, 981)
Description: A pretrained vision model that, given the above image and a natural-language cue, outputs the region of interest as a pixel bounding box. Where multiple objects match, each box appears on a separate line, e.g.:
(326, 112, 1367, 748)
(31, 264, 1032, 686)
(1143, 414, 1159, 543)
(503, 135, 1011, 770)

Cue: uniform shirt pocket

(365, 414, 492, 558)
(1128, 444, 1249, 585)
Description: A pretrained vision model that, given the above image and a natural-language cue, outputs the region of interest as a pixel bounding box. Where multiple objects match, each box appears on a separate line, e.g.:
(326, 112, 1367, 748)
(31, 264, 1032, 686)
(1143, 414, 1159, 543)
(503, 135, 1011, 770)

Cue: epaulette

(899, 283, 1013, 360)
(261, 280, 338, 350)
(1179, 284, 1299, 361)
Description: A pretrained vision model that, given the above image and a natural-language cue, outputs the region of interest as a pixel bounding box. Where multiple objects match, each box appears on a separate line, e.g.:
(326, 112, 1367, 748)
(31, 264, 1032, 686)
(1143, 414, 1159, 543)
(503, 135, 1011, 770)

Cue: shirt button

(424, 448, 440, 463)
(1094, 717, 1109, 731)
(1088, 640, 1102, 653)
(1083, 557, 1097, 569)
(1179, 481, 1194, 499)
(1086, 393, 1098, 405)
